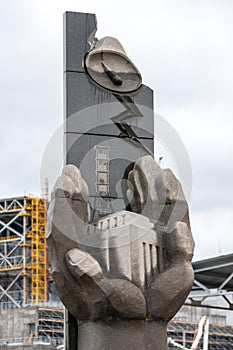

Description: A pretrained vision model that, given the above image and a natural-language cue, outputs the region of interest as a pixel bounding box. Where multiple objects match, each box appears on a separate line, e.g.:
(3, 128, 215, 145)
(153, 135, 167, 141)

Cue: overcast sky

(0, 0, 232, 261)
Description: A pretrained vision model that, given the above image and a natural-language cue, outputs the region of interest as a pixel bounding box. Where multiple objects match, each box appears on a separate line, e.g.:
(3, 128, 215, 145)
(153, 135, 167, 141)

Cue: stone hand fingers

(46, 165, 91, 277)
(127, 156, 190, 231)
(127, 156, 167, 222)
(161, 168, 190, 232)
(47, 164, 91, 238)
(53, 164, 89, 203)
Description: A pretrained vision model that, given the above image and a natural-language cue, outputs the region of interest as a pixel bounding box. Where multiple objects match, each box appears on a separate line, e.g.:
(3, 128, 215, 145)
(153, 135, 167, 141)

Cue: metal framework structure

(0, 306, 64, 347)
(38, 307, 64, 345)
(186, 254, 233, 311)
(168, 320, 233, 349)
(0, 196, 48, 307)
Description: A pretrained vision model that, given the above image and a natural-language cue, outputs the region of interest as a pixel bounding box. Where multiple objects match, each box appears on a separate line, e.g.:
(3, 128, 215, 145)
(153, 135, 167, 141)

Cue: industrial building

(0, 305, 64, 348)
(168, 318, 233, 349)
(0, 196, 48, 306)
(0, 196, 64, 348)
(168, 254, 233, 349)
(0, 195, 233, 349)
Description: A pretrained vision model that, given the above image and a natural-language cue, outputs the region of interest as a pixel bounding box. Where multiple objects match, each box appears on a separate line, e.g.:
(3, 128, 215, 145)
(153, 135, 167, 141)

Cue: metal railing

(0, 336, 63, 346)
(0, 300, 63, 310)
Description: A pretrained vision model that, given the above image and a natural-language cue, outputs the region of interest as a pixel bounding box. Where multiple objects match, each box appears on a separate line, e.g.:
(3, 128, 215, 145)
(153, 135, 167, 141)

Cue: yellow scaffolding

(0, 196, 48, 307)
(31, 198, 48, 303)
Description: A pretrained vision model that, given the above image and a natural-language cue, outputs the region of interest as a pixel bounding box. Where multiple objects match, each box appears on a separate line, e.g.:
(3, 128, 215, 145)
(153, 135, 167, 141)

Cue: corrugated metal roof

(192, 253, 233, 290)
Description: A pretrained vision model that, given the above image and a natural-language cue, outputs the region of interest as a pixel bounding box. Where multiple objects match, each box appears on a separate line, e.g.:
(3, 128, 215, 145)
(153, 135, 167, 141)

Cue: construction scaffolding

(38, 307, 64, 345)
(0, 196, 48, 307)
(0, 305, 64, 347)
(168, 320, 233, 349)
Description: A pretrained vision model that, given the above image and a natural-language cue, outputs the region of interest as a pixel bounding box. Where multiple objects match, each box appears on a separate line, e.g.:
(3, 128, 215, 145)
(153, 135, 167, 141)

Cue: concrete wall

(0, 307, 38, 340)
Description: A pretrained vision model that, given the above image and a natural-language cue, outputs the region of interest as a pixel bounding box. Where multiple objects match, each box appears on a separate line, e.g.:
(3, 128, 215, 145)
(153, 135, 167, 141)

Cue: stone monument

(47, 12, 194, 350)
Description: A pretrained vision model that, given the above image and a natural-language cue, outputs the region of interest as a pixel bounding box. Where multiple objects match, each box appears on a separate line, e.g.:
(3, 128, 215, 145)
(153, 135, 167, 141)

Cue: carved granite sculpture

(47, 155, 194, 350)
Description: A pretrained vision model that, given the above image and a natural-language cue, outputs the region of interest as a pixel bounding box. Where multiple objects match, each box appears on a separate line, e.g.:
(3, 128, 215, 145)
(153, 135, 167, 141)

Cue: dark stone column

(63, 11, 154, 218)
(78, 320, 168, 350)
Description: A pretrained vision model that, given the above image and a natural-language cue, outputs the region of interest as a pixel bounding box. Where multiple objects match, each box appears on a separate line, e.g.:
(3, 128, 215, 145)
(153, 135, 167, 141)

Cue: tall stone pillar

(63, 11, 154, 218)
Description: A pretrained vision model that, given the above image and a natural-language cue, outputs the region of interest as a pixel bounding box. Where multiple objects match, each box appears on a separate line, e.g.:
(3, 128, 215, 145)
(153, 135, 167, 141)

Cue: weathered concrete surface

(78, 320, 168, 350)
(0, 307, 38, 340)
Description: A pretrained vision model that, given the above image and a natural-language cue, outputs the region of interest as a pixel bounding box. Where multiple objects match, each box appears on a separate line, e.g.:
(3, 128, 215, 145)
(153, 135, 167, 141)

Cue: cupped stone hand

(46, 164, 146, 321)
(47, 155, 194, 323)
(127, 156, 194, 320)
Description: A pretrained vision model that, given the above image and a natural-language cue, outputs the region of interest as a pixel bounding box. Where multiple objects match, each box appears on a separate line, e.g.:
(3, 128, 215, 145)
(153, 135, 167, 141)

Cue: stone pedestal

(78, 320, 168, 350)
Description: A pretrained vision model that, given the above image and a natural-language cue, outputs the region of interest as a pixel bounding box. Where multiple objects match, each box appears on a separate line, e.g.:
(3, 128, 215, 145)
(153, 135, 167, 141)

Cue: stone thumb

(66, 248, 103, 281)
